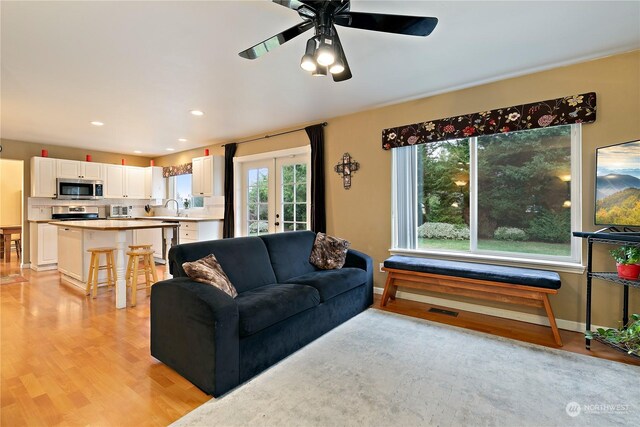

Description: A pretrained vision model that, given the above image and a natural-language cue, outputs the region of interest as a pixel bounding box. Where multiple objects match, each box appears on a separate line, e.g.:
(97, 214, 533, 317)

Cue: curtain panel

(306, 124, 327, 233)
(162, 163, 192, 177)
(223, 143, 237, 239)
(381, 92, 596, 150)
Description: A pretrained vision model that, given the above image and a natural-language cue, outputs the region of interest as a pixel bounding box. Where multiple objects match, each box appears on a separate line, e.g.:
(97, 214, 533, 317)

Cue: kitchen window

(168, 174, 204, 208)
(392, 125, 582, 267)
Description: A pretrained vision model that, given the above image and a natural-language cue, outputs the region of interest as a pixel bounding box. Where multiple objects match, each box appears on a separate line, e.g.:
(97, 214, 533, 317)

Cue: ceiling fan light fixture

(329, 58, 345, 74)
(300, 38, 318, 71)
(315, 35, 335, 66)
(312, 65, 328, 77)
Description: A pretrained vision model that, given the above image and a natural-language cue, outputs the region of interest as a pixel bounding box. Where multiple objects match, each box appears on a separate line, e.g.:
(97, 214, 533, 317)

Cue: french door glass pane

(247, 167, 270, 236)
(280, 162, 308, 232)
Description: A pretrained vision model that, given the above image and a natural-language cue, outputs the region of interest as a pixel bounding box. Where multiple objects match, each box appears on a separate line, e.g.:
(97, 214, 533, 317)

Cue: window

(169, 174, 204, 208)
(393, 125, 581, 265)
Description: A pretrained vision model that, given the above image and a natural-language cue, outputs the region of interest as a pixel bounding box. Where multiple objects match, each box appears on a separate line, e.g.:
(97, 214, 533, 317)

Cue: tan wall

(0, 138, 152, 262)
(0, 159, 24, 226)
(156, 51, 640, 327)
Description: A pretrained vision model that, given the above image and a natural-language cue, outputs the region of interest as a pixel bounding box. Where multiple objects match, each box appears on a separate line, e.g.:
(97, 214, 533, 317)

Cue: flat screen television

(594, 139, 640, 228)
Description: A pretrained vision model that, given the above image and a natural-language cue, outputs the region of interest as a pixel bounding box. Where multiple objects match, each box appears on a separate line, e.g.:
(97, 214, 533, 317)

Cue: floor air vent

(428, 308, 459, 317)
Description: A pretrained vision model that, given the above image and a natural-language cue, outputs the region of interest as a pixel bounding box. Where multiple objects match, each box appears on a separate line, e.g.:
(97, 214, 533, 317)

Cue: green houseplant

(609, 245, 640, 280)
(586, 314, 640, 358)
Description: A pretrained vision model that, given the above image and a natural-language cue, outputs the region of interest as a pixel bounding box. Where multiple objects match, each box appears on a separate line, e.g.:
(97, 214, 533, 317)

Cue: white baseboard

(373, 287, 606, 333)
(30, 264, 56, 272)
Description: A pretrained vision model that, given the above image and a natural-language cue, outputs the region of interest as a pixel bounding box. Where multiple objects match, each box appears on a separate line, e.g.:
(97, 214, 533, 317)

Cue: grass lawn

(418, 238, 571, 256)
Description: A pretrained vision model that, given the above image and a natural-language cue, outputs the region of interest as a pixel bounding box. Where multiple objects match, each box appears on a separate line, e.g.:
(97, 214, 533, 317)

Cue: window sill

(389, 248, 586, 274)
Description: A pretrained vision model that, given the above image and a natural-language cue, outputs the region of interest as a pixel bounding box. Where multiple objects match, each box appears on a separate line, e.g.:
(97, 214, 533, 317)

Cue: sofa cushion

(169, 237, 277, 293)
(182, 254, 238, 298)
(309, 233, 351, 270)
(235, 284, 320, 337)
(285, 268, 367, 302)
(259, 231, 318, 282)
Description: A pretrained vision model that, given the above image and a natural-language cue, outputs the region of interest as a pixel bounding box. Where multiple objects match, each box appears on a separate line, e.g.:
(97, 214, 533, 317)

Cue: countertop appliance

(56, 178, 103, 200)
(108, 205, 132, 218)
(51, 206, 101, 221)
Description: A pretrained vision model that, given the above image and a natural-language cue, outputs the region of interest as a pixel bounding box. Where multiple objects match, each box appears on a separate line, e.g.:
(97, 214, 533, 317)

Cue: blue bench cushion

(384, 255, 561, 290)
(235, 283, 320, 337)
(285, 268, 367, 302)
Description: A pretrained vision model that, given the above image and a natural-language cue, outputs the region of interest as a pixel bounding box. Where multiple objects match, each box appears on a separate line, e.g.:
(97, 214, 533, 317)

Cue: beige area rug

(173, 310, 639, 427)
(0, 274, 28, 285)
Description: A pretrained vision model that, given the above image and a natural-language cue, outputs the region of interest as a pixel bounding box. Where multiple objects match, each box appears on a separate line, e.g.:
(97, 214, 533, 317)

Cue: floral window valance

(162, 163, 192, 177)
(382, 92, 596, 150)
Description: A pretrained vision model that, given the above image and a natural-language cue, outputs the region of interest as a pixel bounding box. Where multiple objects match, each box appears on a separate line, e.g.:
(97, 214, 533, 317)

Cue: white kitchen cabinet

(178, 220, 221, 243)
(57, 227, 84, 280)
(29, 222, 58, 270)
(57, 160, 103, 180)
(145, 166, 166, 199)
(104, 165, 145, 199)
(192, 155, 224, 197)
(30, 157, 57, 197)
(134, 227, 163, 260)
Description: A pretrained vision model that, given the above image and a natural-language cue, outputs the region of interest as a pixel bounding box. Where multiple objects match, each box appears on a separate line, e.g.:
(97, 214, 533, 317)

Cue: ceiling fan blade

(331, 26, 352, 82)
(336, 12, 438, 37)
(238, 21, 315, 60)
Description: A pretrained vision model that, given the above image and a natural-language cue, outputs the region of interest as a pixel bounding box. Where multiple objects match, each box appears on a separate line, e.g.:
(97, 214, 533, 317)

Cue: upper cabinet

(192, 155, 224, 197)
(31, 157, 58, 198)
(104, 164, 146, 199)
(145, 166, 166, 199)
(57, 159, 103, 180)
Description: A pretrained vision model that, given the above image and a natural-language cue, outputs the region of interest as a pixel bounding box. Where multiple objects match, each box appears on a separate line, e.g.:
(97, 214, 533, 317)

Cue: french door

(239, 150, 310, 236)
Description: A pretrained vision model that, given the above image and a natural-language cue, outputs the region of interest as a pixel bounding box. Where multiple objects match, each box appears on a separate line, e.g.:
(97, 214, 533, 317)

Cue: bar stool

(125, 249, 158, 307)
(86, 247, 117, 298)
(12, 236, 21, 261)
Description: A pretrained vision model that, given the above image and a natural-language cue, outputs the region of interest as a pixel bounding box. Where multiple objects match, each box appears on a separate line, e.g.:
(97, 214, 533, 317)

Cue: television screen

(595, 139, 640, 227)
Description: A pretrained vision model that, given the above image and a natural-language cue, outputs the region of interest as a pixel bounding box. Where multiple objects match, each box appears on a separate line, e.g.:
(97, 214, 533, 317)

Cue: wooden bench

(381, 255, 563, 346)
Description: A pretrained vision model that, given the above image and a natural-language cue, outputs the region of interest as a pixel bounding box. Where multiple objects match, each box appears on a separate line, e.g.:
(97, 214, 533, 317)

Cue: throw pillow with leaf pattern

(309, 232, 350, 270)
(182, 254, 238, 298)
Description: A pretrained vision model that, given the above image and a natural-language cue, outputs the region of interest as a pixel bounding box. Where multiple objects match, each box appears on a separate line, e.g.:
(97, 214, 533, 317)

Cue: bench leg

(542, 294, 563, 347)
(380, 273, 395, 307)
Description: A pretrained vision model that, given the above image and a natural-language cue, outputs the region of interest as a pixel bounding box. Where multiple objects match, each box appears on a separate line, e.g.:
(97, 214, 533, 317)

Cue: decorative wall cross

(334, 153, 360, 190)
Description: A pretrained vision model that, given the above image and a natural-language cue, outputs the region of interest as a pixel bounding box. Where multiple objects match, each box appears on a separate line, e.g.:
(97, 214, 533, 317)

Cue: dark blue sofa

(150, 231, 373, 396)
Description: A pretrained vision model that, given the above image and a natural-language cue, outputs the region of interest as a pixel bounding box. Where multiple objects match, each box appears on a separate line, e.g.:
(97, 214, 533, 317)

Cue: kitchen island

(50, 220, 180, 309)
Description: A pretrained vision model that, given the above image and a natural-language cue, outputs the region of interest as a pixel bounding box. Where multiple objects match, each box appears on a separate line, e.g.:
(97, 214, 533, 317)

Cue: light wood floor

(2, 254, 637, 426)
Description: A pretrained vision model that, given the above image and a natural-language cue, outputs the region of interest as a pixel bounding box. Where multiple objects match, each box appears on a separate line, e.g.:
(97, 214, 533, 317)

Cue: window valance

(162, 163, 192, 177)
(381, 92, 596, 150)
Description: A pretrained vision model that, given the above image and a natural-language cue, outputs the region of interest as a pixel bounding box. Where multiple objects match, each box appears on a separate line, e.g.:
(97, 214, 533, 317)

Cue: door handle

(275, 222, 280, 226)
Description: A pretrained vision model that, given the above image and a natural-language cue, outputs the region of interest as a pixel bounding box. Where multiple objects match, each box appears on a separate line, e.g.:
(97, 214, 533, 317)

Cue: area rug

(0, 274, 28, 285)
(172, 310, 639, 427)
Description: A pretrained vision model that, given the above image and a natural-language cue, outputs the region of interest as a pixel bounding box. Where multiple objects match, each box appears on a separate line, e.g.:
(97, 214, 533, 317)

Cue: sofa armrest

(344, 249, 374, 307)
(151, 277, 240, 396)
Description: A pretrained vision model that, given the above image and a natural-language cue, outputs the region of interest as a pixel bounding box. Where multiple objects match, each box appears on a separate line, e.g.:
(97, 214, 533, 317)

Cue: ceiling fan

(238, 0, 438, 82)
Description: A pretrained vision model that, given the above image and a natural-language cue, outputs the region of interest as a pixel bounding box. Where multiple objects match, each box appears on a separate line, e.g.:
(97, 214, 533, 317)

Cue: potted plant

(609, 245, 640, 280)
(585, 314, 640, 358)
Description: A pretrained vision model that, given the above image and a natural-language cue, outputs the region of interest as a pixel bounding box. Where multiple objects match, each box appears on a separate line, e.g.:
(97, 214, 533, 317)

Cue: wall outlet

(379, 262, 384, 273)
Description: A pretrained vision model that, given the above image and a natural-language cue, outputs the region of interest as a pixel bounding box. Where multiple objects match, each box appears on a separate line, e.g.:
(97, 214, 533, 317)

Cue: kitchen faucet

(165, 199, 180, 216)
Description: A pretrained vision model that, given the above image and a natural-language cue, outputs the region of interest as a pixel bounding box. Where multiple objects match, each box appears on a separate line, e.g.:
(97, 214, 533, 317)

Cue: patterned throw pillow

(182, 254, 238, 298)
(309, 232, 351, 270)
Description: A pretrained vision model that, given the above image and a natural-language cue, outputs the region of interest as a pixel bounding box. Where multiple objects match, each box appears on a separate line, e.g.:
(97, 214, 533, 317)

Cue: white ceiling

(2, 1, 639, 156)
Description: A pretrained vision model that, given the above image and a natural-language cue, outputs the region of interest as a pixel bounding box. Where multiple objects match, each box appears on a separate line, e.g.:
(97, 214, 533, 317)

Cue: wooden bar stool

(129, 244, 152, 251)
(125, 249, 158, 307)
(86, 247, 117, 298)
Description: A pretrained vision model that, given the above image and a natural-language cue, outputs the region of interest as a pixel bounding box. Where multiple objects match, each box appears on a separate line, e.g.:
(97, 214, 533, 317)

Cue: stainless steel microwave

(56, 178, 104, 200)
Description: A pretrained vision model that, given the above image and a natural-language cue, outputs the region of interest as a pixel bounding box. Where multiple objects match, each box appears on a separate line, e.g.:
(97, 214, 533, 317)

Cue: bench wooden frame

(381, 267, 563, 346)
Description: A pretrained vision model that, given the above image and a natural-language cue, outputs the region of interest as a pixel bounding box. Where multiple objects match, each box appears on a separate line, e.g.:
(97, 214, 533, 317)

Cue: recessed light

(90, 121, 104, 126)
(178, 138, 188, 142)
(190, 110, 204, 116)
(166, 148, 175, 151)
(133, 150, 142, 154)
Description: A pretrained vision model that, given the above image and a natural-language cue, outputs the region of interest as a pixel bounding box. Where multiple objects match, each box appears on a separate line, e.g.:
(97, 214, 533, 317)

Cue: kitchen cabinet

(178, 220, 222, 243)
(104, 165, 145, 199)
(57, 227, 84, 280)
(29, 222, 58, 270)
(134, 227, 164, 261)
(57, 159, 103, 180)
(144, 166, 165, 199)
(192, 155, 224, 197)
(30, 157, 57, 197)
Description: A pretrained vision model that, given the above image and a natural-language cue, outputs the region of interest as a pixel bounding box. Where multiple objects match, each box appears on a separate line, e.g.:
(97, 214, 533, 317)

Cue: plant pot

(616, 263, 640, 280)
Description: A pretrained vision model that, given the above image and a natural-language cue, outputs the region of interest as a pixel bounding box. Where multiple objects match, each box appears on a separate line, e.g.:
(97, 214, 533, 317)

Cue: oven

(56, 178, 103, 200)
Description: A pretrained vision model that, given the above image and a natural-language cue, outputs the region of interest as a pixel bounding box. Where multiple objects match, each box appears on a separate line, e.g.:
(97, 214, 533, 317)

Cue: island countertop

(49, 220, 179, 231)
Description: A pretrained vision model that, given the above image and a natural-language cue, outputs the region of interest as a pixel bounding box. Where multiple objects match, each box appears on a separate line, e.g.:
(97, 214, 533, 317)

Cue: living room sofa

(150, 230, 373, 396)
